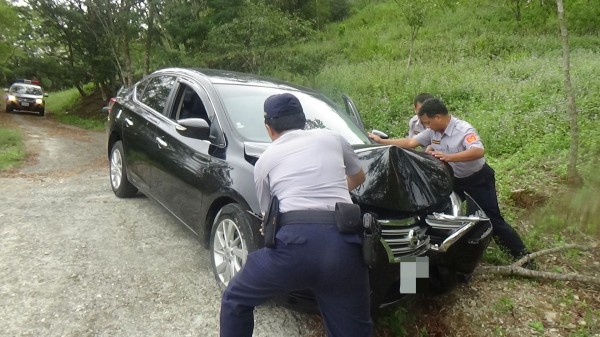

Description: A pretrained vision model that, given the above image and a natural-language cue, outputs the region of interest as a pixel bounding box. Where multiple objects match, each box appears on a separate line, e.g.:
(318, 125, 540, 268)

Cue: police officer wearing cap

(407, 93, 434, 138)
(219, 93, 371, 337)
(368, 98, 530, 261)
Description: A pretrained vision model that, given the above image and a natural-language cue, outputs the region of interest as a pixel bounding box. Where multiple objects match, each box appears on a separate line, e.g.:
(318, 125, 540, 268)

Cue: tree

(393, 0, 453, 84)
(556, 0, 583, 187)
(203, 2, 314, 73)
(0, 0, 24, 84)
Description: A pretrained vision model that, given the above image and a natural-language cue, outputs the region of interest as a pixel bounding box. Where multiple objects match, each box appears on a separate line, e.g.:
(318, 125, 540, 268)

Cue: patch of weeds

(52, 114, 105, 131)
(482, 245, 513, 265)
(493, 296, 515, 314)
(493, 326, 505, 336)
(379, 307, 411, 337)
(0, 126, 25, 171)
(528, 320, 544, 333)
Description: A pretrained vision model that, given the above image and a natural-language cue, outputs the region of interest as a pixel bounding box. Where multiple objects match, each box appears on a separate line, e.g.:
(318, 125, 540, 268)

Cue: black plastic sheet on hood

(353, 146, 454, 214)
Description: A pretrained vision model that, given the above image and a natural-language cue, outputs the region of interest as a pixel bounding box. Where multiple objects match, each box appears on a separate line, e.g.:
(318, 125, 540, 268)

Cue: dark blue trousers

(220, 224, 372, 337)
(453, 163, 528, 258)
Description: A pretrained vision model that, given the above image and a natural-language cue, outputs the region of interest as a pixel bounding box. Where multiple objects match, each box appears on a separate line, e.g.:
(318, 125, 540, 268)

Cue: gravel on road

(0, 113, 320, 337)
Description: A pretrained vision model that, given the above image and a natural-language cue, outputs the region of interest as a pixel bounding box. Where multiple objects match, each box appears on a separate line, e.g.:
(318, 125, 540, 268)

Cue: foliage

(0, 126, 25, 171)
(203, 2, 315, 73)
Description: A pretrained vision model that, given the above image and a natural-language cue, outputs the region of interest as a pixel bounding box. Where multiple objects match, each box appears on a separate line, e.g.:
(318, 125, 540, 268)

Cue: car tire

(38, 109, 45, 117)
(210, 203, 260, 289)
(6, 106, 13, 113)
(109, 141, 138, 198)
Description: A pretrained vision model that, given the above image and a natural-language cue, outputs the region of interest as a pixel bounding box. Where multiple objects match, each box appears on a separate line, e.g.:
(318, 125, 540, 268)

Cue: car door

(150, 79, 218, 232)
(122, 75, 177, 194)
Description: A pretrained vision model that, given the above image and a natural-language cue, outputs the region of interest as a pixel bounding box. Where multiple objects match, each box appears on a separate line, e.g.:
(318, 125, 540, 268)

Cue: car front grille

(18, 97, 36, 103)
(380, 217, 430, 262)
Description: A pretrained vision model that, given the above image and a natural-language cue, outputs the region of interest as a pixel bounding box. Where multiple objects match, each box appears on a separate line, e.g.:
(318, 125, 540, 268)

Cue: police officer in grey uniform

(407, 93, 434, 138)
(368, 98, 530, 260)
(220, 93, 371, 337)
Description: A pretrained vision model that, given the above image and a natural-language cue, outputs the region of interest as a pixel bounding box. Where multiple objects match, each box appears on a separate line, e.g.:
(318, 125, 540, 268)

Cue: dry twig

(476, 244, 599, 286)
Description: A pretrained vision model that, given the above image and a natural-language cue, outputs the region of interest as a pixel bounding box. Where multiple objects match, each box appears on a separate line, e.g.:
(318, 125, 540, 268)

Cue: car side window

(135, 80, 148, 100)
(170, 84, 210, 124)
(140, 75, 176, 113)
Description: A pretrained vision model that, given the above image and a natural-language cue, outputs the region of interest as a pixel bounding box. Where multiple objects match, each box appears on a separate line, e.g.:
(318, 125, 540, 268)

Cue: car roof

(154, 67, 319, 94)
(11, 83, 43, 90)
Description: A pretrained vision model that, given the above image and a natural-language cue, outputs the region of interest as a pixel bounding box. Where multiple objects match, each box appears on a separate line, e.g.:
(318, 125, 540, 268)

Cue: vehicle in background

(4, 79, 48, 116)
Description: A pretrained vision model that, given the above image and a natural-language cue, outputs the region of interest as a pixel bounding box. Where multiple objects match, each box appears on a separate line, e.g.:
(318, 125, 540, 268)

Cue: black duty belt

(279, 210, 336, 226)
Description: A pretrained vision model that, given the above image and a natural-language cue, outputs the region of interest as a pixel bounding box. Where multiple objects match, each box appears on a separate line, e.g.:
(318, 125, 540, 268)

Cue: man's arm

(347, 169, 366, 191)
(429, 147, 485, 162)
(368, 133, 422, 149)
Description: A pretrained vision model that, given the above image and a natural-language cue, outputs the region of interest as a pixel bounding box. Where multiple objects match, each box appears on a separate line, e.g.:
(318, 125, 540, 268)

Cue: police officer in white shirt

(368, 98, 531, 262)
(220, 93, 371, 337)
(408, 93, 434, 138)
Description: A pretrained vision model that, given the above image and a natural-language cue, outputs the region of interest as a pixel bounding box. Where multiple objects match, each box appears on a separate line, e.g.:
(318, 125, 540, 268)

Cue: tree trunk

(405, 27, 418, 84)
(556, 0, 583, 186)
(144, 0, 155, 76)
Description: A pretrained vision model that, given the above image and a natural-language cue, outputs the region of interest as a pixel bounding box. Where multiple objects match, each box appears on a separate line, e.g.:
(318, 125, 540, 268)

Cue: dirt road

(0, 113, 319, 337)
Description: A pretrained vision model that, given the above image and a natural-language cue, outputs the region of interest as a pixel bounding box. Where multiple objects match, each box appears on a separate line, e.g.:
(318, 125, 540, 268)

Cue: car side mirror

(371, 129, 389, 139)
(101, 106, 110, 114)
(177, 118, 210, 140)
(44, 93, 49, 97)
(4, 88, 8, 92)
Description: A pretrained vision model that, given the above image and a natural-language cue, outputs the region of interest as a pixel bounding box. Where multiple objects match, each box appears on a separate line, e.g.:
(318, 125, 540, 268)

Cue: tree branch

(476, 244, 599, 286)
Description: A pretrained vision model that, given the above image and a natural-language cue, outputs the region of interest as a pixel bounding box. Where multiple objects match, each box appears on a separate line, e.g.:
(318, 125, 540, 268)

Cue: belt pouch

(362, 212, 381, 268)
(263, 196, 279, 248)
(334, 202, 362, 234)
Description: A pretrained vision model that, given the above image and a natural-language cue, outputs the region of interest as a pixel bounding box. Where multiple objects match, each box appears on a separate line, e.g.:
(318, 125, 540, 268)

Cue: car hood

(244, 142, 453, 214)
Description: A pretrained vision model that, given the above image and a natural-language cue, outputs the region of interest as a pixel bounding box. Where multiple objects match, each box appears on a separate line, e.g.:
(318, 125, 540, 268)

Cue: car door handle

(156, 137, 168, 148)
(124, 118, 133, 127)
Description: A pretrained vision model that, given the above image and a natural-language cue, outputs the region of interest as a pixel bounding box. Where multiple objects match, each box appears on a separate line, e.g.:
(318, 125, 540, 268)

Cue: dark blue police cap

(264, 93, 304, 119)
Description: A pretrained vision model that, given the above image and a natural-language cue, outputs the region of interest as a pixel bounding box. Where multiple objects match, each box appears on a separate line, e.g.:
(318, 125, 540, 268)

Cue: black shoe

(513, 251, 538, 270)
(521, 259, 538, 270)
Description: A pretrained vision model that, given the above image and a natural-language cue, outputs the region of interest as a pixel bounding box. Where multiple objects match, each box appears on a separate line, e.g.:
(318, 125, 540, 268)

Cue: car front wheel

(210, 204, 260, 289)
(109, 140, 138, 198)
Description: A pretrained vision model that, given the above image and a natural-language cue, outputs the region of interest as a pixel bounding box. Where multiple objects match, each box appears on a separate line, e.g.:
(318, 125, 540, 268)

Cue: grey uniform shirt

(413, 116, 485, 178)
(408, 115, 426, 138)
(254, 129, 363, 214)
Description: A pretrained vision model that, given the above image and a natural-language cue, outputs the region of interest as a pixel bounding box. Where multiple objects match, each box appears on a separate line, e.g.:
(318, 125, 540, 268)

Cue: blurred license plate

(399, 256, 429, 294)
(22, 102, 29, 107)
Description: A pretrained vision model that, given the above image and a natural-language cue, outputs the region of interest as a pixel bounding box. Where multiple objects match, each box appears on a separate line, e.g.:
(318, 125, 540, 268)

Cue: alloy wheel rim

(212, 218, 247, 286)
(110, 149, 123, 189)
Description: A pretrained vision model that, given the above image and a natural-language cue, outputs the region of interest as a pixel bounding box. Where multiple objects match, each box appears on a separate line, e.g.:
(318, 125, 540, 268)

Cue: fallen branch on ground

(476, 244, 600, 286)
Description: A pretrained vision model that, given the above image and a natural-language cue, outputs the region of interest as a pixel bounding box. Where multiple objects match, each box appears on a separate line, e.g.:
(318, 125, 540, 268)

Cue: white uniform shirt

(254, 129, 363, 214)
(413, 116, 485, 178)
(408, 115, 426, 138)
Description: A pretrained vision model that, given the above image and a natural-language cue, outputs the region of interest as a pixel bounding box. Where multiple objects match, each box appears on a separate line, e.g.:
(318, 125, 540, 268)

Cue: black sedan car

(106, 68, 493, 311)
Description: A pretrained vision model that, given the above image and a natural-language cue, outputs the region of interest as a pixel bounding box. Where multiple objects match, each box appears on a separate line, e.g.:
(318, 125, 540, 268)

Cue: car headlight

(35, 98, 43, 104)
(7, 95, 16, 102)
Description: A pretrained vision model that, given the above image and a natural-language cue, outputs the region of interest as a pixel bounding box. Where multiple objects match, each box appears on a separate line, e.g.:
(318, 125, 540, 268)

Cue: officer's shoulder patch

(465, 133, 478, 144)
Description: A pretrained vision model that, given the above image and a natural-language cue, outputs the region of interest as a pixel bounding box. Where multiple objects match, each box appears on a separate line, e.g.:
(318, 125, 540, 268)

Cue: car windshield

(11, 85, 43, 95)
(214, 84, 371, 145)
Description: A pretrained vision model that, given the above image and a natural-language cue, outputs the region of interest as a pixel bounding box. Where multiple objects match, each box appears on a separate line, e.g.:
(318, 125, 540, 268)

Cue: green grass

(45, 84, 105, 130)
(45, 87, 82, 114)
(0, 126, 25, 171)
(52, 113, 105, 131)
